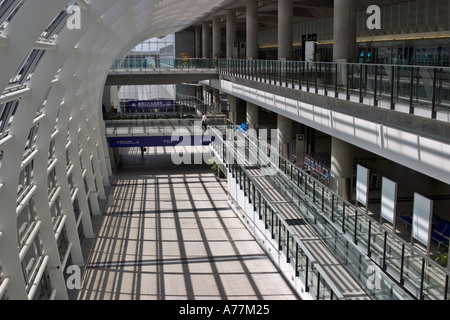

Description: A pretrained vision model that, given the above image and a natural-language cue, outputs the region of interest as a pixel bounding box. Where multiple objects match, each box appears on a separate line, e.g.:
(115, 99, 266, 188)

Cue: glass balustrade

(219, 59, 450, 120)
(208, 120, 450, 300)
(110, 58, 216, 73)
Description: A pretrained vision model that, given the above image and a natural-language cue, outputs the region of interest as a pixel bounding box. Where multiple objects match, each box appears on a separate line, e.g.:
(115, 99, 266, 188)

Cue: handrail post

(409, 67, 414, 114)
(374, 65, 378, 106)
(315, 63, 318, 93)
(334, 63, 338, 98)
(359, 64, 363, 103)
(342, 202, 346, 233)
(306, 62, 310, 92)
(299, 61, 302, 90)
(291, 61, 295, 89)
(305, 256, 309, 292)
(285, 60, 288, 87)
(367, 220, 372, 257)
(279, 60, 282, 86)
(316, 272, 321, 300)
(419, 258, 426, 300)
(399, 243, 405, 285)
(390, 65, 395, 110)
(346, 63, 350, 100)
(431, 67, 437, 119)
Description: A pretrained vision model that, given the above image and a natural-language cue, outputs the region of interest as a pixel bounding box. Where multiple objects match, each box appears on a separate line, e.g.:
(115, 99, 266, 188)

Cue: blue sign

(128, 99, 174, 110)
(109, 135, 212, 148)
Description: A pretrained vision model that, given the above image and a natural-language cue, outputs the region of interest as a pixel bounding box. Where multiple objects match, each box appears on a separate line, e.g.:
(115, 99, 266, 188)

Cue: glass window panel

(17, 197, 37, 247)
(0, 100, 19, 135)
(0, 0, 24, 30)
(50, 197, 63, 228)
(24, 123, 38, 154)
(47, 167, 57, 194)
(369, 222, 385, 261)
(57, 226, 69, 261)
(31, 269, 52, 300)
(21, 234, 43, 287)
(402, 249, 424, 297)
(17, 160, 33, 200)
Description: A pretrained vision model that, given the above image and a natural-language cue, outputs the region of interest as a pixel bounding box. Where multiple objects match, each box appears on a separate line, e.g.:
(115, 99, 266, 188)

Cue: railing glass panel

(219, 59, 450, 120)
(209, 120, 450, 299)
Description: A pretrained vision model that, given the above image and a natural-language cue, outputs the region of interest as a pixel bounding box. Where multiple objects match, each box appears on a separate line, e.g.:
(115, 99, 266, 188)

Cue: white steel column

(53, 102, 86, 268)
(84, 111, 107, 200)
(0, 0, 68, 300)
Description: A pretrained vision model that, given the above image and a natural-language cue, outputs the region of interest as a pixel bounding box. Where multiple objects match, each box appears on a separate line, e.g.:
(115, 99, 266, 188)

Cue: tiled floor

(77, 146, 299, 300)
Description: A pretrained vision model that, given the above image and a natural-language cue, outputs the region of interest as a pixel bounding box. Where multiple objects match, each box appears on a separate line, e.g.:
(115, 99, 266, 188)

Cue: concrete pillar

(333, 0, 357, 63)
(212, 17, 221, 59)
(278, 0, 293, 60)
(195, 25, 202, 58)
(246, 0, 258, 59)
(102, 86, 120, 113)
(226, 10, 237, 59)
(227, 94, 237, 123)
(330, 0, 357, 204)
(196, 85, 202, 100)
(202, 21, 211, 58)
(246, 102, 258, 133)
(296, 133, 306, 165)
(277, 114, 292, 159)
(213, 89, 220, 114)
(202, 84, 210, 111)
(331, 136, 354, 201)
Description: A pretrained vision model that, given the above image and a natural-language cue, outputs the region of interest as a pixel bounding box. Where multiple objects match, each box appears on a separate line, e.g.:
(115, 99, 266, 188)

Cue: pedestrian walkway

(77, 146, 299, 300)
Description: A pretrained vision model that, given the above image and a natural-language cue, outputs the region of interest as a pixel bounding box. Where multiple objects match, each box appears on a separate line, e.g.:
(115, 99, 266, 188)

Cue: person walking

(202, 113, 208, 131)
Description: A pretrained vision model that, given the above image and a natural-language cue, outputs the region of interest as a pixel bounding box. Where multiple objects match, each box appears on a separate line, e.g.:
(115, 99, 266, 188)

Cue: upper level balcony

(106, 58, 219, 86)
(218, 59, 450, 123)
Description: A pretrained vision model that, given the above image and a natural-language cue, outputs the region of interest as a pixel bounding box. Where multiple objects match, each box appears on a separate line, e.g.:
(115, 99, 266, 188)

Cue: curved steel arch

(0, 0, 231, 299)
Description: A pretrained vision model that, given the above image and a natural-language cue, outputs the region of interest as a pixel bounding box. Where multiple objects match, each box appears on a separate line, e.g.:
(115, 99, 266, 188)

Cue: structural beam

(75, 0, 90, 11)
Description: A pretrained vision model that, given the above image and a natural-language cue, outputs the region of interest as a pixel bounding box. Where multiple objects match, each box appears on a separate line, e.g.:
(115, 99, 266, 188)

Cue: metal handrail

(210, 120, 450, 300)
(218, 58, 450, 121)
(210, 125, 345, 300)
(110, 58, 217, 74)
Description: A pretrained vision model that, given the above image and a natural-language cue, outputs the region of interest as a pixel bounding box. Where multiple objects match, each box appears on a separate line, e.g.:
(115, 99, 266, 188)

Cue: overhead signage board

(356, 165, 369, 207)
(412, 193, 433, 249)
(109, 135, 210, 148)
(128, 99, 174, 110)
(380, 177, 397, 225)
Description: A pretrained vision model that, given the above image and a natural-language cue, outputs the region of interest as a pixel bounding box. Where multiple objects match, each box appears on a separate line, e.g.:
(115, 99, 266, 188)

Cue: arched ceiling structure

(0, 0, 238, 300)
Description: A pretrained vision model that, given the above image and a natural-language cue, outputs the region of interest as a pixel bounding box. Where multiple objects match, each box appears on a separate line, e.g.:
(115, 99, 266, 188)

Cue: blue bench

(400, 214, 449, 249)
(431, 219, 450, 249)
(400, 213, 413, 227)
(400, 213, 440, 228)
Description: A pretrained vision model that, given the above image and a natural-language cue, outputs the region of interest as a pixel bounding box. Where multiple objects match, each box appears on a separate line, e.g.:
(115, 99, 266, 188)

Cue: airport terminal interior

(0, 0, 450, 302)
